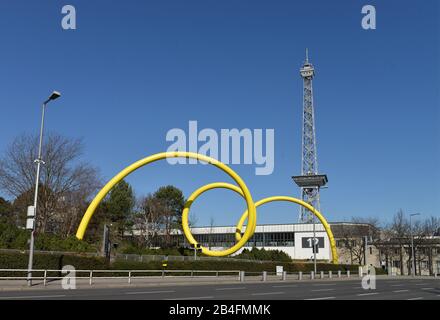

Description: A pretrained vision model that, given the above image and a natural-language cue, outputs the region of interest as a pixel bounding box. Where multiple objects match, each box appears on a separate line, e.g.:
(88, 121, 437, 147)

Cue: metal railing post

(89, 270, 93, 285)
(43, 270, 47, 286)
(239, 271, 245, 282)
(128, 271, 131, 284)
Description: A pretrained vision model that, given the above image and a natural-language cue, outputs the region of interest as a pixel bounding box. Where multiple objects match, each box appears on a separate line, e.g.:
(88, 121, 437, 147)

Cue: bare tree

(387, 209, 410, 275)
(0, 133, 101, 236)
(135, 194, 166, 247)
(412, 216, 440, 275)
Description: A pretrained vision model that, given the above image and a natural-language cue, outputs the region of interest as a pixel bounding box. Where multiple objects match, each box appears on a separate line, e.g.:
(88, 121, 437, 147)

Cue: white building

(188, 223, 331, 261)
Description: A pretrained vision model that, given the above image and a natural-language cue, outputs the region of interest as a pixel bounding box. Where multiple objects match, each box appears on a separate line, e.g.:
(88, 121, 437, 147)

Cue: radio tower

(292, 49, 328, 223)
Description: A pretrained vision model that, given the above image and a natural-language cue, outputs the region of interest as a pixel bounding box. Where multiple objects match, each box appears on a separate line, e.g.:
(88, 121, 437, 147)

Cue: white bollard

(262, 271, 267, 281)
(320, 271, 324, 279)
(329, 271, 332, 279)
(299, 271, 302, 280)
(338, 270, 341, 278)
(239, 271, 245, 282)
(347, 270, 350, 278)
(358, 266, 363, 277)
(282, 271, 287, 281)
(311, 271, 315, 280)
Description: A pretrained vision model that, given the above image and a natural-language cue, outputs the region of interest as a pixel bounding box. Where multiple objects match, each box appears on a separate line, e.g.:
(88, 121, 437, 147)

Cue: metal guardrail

(0, 269, 242, 286)
(0, 269, 358, 286)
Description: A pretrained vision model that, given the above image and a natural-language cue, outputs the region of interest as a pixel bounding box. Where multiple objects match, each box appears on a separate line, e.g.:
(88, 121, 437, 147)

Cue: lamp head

(44, 91, 61, 104)
(49, 91, 61, 101)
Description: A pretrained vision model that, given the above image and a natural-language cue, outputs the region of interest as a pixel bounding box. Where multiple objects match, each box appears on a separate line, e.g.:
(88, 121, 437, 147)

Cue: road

(0, 278, 439, 300)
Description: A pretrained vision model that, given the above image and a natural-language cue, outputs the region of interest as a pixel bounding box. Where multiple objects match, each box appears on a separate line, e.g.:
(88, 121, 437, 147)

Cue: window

(420, 261, 428, 270)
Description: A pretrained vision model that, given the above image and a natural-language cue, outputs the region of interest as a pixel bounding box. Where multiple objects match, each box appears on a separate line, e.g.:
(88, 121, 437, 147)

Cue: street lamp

(27, 91, 61, 286)
(410, 213, 421, 277)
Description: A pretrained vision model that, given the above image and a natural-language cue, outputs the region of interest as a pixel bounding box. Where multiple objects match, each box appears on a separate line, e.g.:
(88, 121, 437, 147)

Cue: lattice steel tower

(292, 49, 328, 223)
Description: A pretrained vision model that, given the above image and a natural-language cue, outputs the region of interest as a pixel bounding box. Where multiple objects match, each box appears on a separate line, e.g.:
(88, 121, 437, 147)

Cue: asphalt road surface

(0, 278, 439, 300)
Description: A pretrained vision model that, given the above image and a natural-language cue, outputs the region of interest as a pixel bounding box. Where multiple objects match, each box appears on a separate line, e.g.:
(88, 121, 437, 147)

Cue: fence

(0, 268, 360, 286)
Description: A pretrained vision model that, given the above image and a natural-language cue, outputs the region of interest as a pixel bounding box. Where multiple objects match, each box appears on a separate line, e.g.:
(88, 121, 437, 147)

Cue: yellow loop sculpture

(182, 182, 256, 256)
(75, 152, 256, 251)
(76, 152, 338, 263)
(182, 182, 338, 264)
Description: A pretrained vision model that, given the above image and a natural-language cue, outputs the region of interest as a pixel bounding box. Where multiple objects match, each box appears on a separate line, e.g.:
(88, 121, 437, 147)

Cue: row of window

(153, 232, 297, 248)
(193, 232, 296, 247)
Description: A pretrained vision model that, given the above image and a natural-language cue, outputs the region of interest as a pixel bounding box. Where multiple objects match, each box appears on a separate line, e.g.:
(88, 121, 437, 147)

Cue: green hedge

(0, 221, 97, 252)
(0, 251, 385, 276)
(0, 251, 108, 277)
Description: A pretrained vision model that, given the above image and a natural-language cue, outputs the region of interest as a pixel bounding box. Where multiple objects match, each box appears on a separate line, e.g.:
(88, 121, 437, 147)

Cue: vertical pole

(299, 271, 302, 280)
(410, 216, 415, 277)
(27, 102, 46, 287)
(364, 236, 368, 267)
(313, 202, 317, 275)
(89, 270, 93, 285)
(43, 270, 47, 286)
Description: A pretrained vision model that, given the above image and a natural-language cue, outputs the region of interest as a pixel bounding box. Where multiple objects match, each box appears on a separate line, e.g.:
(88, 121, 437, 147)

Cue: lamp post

(27, 91, 61, 286)
(410, 213, 421, 277)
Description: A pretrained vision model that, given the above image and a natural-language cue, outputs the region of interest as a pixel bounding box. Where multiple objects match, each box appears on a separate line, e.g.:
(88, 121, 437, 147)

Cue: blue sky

(0, 0, 438, 227)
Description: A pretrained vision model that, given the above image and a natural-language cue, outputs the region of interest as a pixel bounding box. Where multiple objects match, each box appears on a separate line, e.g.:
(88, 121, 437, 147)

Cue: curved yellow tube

(181, 182, 257, 256)
(235, 195, 338, 264)
(75, 152, 256, 244)
(183, 182, 338, 264)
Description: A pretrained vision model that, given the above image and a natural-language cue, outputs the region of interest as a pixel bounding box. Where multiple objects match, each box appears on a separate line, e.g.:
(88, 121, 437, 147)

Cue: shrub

(234, 247, 292, 262)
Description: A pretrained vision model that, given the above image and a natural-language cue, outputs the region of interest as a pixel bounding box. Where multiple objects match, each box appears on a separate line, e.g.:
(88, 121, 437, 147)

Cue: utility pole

(26, 91, 61, 286)
(410, 213, 421, 277)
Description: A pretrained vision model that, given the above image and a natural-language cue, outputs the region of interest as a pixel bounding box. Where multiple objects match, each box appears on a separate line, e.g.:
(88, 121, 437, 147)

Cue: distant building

(128, 221, 378, 264)
(127, 221, 440, 275)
